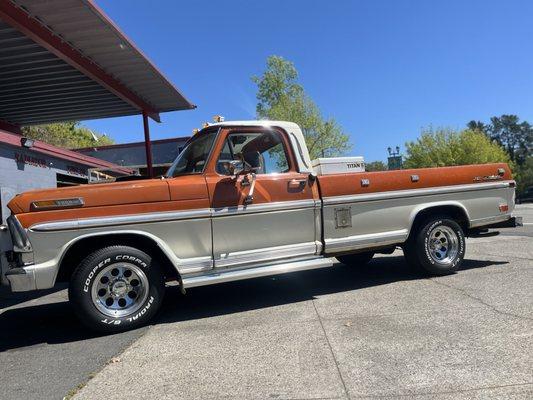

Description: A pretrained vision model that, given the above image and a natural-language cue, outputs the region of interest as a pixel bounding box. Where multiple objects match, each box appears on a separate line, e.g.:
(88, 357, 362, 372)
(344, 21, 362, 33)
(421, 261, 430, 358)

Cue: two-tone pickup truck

(0, 120, 521, 332)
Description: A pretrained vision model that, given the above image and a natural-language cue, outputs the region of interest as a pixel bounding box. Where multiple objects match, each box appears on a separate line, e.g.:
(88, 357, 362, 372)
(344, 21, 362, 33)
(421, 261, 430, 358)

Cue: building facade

(76, 137, 189, 177)
(0, 130, 130, 223)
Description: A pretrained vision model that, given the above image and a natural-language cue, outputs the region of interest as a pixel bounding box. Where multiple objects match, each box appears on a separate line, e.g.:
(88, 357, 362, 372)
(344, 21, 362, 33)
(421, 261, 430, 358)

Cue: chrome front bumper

(4, 266, 37, 292)
(1, 220, 40, 292)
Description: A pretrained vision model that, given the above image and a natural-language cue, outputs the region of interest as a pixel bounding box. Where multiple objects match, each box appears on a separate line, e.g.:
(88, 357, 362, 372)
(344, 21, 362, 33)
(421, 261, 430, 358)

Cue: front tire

(69, 246, 165, 333)
(404, 216, 465, 275)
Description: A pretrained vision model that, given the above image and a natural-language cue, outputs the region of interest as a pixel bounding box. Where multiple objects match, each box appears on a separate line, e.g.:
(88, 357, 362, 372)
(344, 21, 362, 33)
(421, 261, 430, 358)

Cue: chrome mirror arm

(243, 172, 257, 205)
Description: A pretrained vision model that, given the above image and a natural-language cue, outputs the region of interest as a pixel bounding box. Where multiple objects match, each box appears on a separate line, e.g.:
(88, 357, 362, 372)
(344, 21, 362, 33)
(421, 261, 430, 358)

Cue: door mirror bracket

(242, 172, 257, 205)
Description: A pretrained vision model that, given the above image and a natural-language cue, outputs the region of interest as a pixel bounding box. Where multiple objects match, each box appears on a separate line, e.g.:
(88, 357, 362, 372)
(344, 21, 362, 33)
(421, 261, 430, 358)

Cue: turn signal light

(31, 198, 84, 211)
(498, 204, 509, 213)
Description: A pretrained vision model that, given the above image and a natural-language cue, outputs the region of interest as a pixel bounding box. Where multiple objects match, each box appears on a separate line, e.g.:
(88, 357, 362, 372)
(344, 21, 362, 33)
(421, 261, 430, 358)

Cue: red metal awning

(0, 0, 195, 176)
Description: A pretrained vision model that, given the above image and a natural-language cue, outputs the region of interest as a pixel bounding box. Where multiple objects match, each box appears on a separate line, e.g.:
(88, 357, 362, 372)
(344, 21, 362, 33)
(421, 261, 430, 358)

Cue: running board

(182, 257, 334, 289)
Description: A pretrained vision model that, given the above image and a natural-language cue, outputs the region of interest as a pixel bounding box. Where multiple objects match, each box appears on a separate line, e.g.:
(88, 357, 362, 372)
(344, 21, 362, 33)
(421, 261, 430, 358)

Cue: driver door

(205, 127, 320, 269)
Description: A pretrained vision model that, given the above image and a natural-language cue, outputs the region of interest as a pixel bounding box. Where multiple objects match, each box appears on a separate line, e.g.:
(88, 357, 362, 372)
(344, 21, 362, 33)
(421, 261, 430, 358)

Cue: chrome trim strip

(215, 241, 318, 268)
(325, 229, 408, 253)
(177, 256, 213, 273)
(29, 199, 319, 232)
(323, 181, 513, 206)
(212, 199, 318, 217)
(183, 256, 333, 288)
(30, 208, 212, 232)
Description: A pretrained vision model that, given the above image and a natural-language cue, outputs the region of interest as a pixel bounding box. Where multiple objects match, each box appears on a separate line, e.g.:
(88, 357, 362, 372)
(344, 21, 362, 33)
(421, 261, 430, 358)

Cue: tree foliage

(467, 114, 532, 167)
(22, 122, 113, 149)
(404, 128, 511, 169)
(467, 115, 532, 195)
(252, 56, 351, 159)
(515, 156, 533, 195)
(365, 161, 388, 171)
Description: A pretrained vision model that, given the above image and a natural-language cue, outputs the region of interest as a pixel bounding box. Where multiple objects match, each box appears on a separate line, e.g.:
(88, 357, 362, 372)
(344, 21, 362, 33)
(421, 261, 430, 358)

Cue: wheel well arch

(407, 203, 470, 239)
(56, 231, 181, 284)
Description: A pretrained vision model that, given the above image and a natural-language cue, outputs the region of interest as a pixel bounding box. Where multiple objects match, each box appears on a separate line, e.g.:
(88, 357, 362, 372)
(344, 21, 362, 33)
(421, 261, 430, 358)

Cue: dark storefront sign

(14, 152, 47, 168)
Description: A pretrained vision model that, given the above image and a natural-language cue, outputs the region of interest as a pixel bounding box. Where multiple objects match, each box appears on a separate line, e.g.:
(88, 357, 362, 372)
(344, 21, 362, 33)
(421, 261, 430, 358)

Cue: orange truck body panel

(8, 162, 512, 229)
(9, 176, 210, 228)
(317, 163, 512, 198)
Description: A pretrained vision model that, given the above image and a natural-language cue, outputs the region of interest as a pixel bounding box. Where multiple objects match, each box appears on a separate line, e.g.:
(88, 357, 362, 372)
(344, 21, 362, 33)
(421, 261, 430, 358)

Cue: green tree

(515, 156, 533, 195)
(22, 122, 113, 149)
(252, 56, 351, 159)
(365, 161, 388, 171)
(404, 128, 512, 169)
(467, 115, 532, 166)
(466, 120, 489, 133)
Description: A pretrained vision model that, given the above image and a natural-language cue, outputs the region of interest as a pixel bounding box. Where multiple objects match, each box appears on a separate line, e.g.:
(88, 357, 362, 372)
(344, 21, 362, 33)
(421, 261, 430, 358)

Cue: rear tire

(404, 216, 465, 275)
(336, 251, 375, 266)
(69, 245, 165, 333)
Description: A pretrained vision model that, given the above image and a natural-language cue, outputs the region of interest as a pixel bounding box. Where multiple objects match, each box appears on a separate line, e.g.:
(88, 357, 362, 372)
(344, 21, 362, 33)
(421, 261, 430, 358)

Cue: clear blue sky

(85, 0, 533, 162)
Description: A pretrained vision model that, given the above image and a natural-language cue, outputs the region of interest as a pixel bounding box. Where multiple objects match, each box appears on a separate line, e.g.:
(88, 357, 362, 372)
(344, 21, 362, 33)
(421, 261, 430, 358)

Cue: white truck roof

(208, 120, 313, 174)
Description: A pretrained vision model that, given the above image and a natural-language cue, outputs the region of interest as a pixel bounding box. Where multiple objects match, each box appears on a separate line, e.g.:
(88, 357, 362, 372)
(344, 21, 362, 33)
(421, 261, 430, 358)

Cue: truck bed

(316, 163, 515, 254)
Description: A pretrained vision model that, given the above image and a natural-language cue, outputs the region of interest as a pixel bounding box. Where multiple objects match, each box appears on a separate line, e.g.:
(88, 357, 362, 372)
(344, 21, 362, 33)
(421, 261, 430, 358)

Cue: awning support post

(142, 111, 154, 178)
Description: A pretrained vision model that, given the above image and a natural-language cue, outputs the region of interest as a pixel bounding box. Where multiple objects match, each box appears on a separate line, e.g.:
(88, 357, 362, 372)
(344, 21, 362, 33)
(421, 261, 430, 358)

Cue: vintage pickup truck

(0, 120, 521, 332)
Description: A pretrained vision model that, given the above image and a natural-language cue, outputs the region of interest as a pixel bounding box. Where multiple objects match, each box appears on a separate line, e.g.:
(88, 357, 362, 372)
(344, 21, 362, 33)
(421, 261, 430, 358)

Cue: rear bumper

(485, 216, 523, 229)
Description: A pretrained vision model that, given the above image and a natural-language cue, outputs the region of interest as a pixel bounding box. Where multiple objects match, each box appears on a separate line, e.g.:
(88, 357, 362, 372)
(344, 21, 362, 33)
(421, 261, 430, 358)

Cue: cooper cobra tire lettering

(69, 246, 165, 333)
(83, 257, 111, 292)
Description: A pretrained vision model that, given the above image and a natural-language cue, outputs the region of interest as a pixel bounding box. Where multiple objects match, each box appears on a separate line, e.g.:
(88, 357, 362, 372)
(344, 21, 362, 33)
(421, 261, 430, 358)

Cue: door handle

(288, 179, 306, 189)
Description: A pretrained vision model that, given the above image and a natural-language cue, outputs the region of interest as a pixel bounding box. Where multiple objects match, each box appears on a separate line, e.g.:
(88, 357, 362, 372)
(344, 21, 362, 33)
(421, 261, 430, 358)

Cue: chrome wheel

(427, 225, 459, 265)
(91, 262, 149, 318)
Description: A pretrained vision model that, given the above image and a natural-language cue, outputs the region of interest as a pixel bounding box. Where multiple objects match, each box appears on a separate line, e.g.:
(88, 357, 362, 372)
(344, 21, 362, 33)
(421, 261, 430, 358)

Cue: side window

(216, 130, 290, 175)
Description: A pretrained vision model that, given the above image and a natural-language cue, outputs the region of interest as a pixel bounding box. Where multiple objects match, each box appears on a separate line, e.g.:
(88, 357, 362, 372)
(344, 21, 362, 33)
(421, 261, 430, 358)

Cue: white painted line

(522, 222, 533, 225)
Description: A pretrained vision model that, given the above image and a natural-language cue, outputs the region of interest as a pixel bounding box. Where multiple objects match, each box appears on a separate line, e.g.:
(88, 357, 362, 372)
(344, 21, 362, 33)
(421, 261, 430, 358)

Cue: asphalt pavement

(1, 205, 532, 400)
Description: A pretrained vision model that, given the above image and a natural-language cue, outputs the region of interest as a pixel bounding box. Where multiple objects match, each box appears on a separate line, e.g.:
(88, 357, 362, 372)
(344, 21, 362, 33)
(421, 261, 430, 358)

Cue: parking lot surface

(1, 205, 532, 400)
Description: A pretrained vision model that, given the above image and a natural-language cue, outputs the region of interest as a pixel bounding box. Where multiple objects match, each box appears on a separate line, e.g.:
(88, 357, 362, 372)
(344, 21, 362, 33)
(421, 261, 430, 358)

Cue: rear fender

(407, 201, 470, 237)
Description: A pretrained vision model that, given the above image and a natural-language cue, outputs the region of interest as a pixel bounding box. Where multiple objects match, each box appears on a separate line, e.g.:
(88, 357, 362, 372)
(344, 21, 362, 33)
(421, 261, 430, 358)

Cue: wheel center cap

(111, 280, 127, 296)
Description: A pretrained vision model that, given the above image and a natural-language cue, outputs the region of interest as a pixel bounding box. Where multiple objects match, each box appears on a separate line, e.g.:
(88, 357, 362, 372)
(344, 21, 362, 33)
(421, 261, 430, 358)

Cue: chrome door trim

(29, 200, 320, 232)
(177, 256, 214, 273)
(211, 199, 318, 217)
(323, 181, 513, 206)
(215, 241, 319, 269)
(324, 229, 408, 254)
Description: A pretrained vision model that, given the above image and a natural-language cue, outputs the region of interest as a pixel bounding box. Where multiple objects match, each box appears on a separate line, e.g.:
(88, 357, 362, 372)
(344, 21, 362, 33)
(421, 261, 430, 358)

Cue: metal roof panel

(0, 0, 193, 126)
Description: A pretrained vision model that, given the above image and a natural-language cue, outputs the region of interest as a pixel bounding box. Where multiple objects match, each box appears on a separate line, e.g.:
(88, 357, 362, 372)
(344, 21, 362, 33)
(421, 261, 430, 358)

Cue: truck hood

(8, 179, 170, 214)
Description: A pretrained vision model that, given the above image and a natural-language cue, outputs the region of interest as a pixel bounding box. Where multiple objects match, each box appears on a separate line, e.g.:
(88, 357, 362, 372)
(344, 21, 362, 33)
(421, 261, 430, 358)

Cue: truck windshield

(166, 130, 217, 177)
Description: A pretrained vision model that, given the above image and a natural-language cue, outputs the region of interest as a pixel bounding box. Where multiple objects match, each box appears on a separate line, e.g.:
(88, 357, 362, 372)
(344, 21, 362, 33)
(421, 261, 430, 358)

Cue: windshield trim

(165, 127, 221, 178)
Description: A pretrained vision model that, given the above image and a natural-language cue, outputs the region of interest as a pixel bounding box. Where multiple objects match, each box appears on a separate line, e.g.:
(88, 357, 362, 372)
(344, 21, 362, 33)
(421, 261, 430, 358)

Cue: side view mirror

(222, 160, 245, 177)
